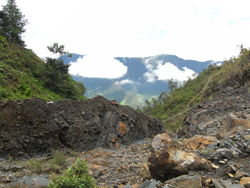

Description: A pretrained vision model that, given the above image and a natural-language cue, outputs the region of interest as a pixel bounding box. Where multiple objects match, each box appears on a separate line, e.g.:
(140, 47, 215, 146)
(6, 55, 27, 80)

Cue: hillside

(62, 54, 221, 108)
(142, 47, 250, 130)
(0, 38, 86, 101)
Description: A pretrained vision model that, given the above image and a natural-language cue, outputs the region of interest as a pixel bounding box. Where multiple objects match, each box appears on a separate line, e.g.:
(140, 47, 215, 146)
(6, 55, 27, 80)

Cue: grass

(11, 149, 82, 174)
(24, 158, 42, 172)
(50, 150, 67, 166)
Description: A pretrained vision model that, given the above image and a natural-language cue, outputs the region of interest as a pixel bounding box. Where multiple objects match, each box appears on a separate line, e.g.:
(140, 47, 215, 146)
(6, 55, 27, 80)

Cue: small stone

(121, 185, 132, 188)
(164, 175, 202, 188)
(235, 170, 246, 179)
(93, 171, 102, 178)
(228, 173, 234, 178)
(240, 177, 250, 186)
(140, 163, 151, 180)
(244, 183, 250, 188)
(120, 179, 128, 185)
(219, 160, 226, 164)
(243, 135, 250, 140)
(220, 179, 232, 187)
(212, 179, 224, 188)
(149, 180, 161, 188)
(211, 164, 219, 169)
(227, 185, 245, 188)
(137, 180, 151, 188)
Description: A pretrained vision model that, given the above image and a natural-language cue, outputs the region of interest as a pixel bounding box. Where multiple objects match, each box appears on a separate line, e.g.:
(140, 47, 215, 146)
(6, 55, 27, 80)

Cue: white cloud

(69, 56, 127, 78)
(115, 79, 135, 85)
(1, 0, 250, 64)
(144, 61, 196, 82)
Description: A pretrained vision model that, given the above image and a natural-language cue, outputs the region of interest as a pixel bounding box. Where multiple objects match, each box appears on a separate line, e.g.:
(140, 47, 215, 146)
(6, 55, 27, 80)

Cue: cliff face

(0, 96, 164, 158)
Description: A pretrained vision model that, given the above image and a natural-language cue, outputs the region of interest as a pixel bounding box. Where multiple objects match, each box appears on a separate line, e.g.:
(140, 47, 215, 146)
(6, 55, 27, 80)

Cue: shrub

(48, 158, 96, 188)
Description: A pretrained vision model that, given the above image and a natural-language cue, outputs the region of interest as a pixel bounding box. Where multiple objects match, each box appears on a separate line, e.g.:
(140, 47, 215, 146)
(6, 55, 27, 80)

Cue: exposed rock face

(147, 133, 212, 181)
(179, 87, 250, 139)
(0, 96, 164, 158)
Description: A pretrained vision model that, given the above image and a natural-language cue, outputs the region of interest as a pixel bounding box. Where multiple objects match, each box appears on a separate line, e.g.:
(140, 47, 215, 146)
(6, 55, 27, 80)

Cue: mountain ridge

(62, 53, 222, 108)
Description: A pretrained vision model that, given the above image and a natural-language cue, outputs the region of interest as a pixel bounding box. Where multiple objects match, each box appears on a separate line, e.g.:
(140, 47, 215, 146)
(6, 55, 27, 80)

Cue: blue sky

(1, 0, 250, 79)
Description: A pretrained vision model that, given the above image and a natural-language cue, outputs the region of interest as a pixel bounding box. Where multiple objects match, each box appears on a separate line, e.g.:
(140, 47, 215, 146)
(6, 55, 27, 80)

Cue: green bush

(48, 158, 96, 188)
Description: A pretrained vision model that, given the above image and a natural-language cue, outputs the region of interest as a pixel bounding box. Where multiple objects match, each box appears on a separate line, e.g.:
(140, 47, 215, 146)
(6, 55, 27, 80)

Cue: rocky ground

(0, 139, 152, 187)
(1, 87, 250, 187)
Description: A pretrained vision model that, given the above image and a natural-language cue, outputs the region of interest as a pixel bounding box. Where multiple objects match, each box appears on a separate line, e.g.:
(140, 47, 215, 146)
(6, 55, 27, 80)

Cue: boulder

(147, 133, 212, 181)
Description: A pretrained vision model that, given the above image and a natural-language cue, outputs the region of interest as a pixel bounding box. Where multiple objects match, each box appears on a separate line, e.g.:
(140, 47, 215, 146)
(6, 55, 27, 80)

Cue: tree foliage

(168, 78, 178, 93)
(47, 43, 72, 58)
(43, 43, 86, 99)
(0, 0, 28, 46)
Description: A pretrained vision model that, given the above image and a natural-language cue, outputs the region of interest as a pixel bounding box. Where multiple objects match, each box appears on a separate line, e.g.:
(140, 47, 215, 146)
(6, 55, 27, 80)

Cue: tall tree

(0, 0, 28, 46)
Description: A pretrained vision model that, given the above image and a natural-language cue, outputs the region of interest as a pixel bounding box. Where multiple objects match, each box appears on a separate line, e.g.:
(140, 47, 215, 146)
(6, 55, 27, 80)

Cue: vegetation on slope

(0, 0, 86, 101)
(142, 46, 250, 131)
(0, 37, 86, 101)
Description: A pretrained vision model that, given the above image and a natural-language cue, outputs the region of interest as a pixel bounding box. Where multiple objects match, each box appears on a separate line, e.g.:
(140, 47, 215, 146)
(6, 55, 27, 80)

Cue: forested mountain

(62, 54, 221, 108)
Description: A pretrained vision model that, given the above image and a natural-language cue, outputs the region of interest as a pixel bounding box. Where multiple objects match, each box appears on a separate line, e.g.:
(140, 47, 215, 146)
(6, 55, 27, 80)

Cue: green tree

(0, 0, 28, 46)
(43, 43, 86, 99)
(47, 43, 72, 58)
(168, 78, 178, 93)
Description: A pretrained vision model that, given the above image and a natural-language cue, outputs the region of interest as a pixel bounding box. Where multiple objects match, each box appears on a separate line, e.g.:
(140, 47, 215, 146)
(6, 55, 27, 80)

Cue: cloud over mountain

(144, 61, 196, 82)
(69, 56, 128, 79)
(116, 79, 136, 85)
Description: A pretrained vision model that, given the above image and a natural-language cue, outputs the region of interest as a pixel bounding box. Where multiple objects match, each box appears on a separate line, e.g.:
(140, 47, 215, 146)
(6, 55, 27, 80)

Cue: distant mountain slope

(72, 76, 142, 108)
(62, 53, 222, 108)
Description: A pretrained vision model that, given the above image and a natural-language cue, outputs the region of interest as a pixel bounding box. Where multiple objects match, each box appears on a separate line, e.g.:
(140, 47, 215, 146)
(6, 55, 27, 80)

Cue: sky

(1, 0, 250, 80)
